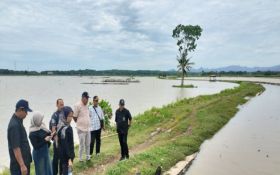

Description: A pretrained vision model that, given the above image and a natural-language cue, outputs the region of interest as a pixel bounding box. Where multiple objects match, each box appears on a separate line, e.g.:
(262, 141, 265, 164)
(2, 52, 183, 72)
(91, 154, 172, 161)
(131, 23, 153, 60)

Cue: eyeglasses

(94, 100, 99, 102)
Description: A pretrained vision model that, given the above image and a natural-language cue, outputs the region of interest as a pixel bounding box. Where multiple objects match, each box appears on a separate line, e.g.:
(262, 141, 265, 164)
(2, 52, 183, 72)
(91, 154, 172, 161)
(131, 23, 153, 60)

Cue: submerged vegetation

(172, 84, 197, 88)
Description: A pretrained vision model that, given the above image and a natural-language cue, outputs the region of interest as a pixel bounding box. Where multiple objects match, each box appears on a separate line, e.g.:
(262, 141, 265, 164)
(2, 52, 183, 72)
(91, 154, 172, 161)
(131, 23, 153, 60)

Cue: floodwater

(186, 77, 280, 84)
(0, 76, 236, 170)
(185, 84, 280, 175)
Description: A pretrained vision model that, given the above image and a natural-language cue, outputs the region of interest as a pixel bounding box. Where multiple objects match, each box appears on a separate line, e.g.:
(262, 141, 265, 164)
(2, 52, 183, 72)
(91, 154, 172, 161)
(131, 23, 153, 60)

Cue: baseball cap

(82, 91, 90, 98)
(16, 99, 32, 112)
(119, 99, 125, 106)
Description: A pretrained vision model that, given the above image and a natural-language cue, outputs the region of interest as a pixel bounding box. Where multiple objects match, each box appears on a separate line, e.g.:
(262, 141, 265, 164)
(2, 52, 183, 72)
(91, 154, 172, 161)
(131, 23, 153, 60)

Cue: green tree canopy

(172, 24, 202, 86)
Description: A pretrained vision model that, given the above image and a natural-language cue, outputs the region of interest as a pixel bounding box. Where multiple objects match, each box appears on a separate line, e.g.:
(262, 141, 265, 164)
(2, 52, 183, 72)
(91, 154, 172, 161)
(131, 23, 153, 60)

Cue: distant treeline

(0, 69, 177, 76)
(0, 69, 279, 77)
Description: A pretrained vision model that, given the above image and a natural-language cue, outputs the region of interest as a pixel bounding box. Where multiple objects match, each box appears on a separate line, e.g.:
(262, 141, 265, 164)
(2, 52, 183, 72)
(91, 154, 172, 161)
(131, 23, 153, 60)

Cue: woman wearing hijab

(29, 111, 54, 175)
(57, 106, 75, 175)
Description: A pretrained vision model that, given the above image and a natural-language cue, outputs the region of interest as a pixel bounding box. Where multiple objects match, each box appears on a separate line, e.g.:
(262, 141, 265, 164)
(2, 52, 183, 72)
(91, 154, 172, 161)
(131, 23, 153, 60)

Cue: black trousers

(90, 129, 101, 155)
(118, 132, 129, 158)
(10, 164, 30, 175)
(60, 158, 69, 175)
(52, 142, 60, 175)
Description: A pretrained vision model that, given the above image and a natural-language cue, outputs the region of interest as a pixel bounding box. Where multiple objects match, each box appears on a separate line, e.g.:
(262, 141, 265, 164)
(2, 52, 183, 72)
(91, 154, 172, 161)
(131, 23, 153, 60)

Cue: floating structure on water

(81, 77, 140, 85)
(209, 75, 217, 82)
(103, 77, 140, 83)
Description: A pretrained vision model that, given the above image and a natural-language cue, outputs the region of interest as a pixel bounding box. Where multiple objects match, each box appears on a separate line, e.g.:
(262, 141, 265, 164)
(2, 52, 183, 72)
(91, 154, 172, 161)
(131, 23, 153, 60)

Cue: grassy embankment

(1, 82, 265, 175)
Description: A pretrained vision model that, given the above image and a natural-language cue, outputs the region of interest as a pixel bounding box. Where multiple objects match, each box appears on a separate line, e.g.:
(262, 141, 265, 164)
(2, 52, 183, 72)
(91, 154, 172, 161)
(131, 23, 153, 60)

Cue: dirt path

(79, 98, 221, 175)
(78, 130, 164, 175)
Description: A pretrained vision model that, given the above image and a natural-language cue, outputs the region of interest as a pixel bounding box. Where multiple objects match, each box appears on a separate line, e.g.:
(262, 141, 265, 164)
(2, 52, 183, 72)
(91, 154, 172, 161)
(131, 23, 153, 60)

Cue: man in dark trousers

(49, 98, 64, 175)
(7, 99, 32, 175)
(89, 96, 105, 156)
(115, 99, 132, 161)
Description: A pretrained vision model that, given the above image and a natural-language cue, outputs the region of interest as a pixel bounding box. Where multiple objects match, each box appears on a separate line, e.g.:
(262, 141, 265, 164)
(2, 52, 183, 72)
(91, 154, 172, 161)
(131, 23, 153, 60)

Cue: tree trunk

(181, 69, 185, 86)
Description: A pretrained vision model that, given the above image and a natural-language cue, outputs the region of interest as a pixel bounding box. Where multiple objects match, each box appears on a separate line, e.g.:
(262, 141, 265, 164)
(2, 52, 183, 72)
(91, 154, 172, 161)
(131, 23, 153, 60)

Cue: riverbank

(74, 82, 264, 175)
(0, 82, 264, 175)
(185, 77, 280, 86)
(185, 83, 280, 175)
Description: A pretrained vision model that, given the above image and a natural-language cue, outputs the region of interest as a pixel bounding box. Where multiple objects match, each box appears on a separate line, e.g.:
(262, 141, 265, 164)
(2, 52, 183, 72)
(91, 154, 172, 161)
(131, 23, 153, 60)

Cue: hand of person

(50, 132, 56, 141)
(45, 136, 52, 141)
(54, 135, 58, 141)
(20, 164, 28, 175)
(68, 159, 73, 168)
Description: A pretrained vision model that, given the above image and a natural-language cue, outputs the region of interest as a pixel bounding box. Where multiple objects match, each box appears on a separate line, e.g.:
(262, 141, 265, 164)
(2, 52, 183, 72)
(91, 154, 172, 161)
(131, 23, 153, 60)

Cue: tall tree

(172, 24, 202, 86)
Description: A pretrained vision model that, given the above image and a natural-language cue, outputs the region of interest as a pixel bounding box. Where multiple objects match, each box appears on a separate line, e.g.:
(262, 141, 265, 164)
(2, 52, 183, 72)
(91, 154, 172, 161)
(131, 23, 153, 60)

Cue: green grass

(1, 82, 265, 175)
(105, 82, 264, 174)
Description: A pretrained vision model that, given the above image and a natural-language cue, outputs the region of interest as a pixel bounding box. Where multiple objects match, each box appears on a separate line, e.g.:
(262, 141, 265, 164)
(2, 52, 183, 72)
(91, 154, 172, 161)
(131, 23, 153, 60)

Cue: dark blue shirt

(7, 114, 32, 171)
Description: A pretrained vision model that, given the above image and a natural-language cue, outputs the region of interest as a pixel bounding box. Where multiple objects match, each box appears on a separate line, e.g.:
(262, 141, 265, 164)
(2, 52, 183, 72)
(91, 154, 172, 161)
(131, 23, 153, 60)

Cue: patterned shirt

(49, 110, 64, 131)
(89, 105, 104, 131)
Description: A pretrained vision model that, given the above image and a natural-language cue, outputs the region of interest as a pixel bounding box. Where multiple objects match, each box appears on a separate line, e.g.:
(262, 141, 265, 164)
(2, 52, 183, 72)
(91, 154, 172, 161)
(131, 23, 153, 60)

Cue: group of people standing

(7, 92, 132, 175)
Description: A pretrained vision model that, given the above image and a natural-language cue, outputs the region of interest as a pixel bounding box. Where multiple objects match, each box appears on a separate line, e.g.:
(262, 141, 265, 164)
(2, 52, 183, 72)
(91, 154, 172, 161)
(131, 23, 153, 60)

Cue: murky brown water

(0, 76, 236, 170)
(185, 84, 280, 175)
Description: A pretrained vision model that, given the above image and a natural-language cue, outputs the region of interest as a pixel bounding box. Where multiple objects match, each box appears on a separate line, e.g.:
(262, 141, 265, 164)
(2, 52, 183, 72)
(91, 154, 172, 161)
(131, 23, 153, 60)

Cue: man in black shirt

(7, 99, 32, 175)
(49, 98, 64, 175)
(115, 99, 132, 161)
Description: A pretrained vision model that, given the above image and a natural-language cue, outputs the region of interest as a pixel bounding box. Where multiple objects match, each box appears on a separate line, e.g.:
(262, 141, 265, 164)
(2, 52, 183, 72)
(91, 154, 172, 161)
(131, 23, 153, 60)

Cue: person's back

(29, 129, 51, 150)
(29, 111, 53, 175)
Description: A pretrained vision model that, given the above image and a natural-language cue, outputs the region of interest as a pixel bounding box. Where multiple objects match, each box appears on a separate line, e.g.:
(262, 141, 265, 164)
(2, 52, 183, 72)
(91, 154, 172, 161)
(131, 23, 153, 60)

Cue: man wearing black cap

(7, 99, 32, 175)
(115, 99, 132, 161)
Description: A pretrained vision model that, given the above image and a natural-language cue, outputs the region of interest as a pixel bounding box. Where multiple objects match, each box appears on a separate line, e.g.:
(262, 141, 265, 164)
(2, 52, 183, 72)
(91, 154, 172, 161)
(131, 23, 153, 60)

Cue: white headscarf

(29, 111, 50, 133)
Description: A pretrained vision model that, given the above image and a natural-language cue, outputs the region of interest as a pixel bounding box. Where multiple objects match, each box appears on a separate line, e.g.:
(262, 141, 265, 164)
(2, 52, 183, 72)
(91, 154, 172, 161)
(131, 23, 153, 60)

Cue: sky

(0, 0, 279, 71)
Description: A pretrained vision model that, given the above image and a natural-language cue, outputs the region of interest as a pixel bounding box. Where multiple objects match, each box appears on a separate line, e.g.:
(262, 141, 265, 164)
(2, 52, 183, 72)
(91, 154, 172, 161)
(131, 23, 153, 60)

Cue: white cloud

(0, 0, 279, 70)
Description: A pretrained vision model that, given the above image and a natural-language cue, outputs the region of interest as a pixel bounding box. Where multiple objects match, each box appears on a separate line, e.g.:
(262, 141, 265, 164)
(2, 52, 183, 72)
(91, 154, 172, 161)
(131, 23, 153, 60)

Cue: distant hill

(191, 65, 280, 72)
